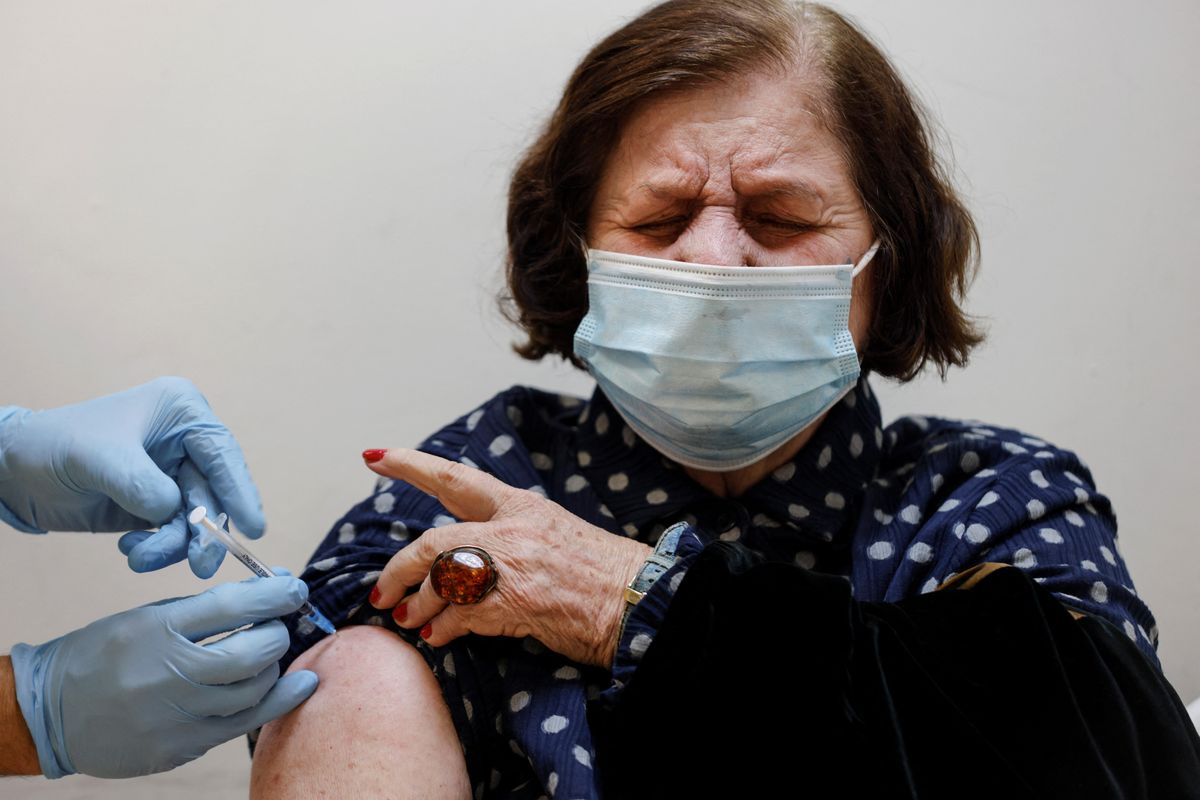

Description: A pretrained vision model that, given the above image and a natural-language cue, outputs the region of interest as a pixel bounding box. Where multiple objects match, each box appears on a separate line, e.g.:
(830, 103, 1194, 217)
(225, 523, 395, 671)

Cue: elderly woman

(248, 1, 1199, 797)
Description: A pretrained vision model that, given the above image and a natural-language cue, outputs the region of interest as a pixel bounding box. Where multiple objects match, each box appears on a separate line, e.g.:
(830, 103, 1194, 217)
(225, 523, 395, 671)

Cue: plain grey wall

(1, 1, 1196, 796)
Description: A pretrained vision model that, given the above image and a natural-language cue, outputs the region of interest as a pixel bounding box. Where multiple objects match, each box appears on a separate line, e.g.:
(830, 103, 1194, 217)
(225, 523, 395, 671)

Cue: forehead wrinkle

(629, 159, 710, 202)
(730, 172, 825, 203)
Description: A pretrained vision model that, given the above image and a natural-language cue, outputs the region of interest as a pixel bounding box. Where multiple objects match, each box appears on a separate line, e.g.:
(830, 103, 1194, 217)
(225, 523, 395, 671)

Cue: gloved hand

(0, 376, 265, 576)
(9, 575, 319, 779)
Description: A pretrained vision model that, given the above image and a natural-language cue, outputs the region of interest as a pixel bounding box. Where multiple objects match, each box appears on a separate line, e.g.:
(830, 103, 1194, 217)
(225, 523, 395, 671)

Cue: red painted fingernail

(362, 449, 387, 463)
(420, 623, 432, 640)
(369, 586, 382, 606)
(393, 603, 408, 623)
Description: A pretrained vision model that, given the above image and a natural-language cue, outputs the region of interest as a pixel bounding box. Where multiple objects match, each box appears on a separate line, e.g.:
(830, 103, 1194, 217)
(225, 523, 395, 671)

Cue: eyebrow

(630, 176, 826, 203)
(633, 177, 705, 200)
(734, 176, 825, 203)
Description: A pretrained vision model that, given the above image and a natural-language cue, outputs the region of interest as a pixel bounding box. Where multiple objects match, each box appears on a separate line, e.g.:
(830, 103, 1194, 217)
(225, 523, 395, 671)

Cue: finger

(165, 576, 309, 642)
(211, 670, 319, 740)
(420, 604, 472, 648)
(364, 448, 515, 523)
(125, 513, 190, 572)
(389, 573, 449, 631)
(186, 619, 292, 685)
(74, 444, 182, 526)
(186, 663, 280, 718)
(370, 521, 489, 607)
(182, 409, 266, 539)
(179, 461, 228, 578)
(175, 465, 231, 578)
(117, 529, 153, 555)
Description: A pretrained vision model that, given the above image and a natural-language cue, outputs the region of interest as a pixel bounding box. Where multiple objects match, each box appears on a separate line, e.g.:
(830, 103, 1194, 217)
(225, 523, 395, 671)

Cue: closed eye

(633, 216, 689, 236)
(750, 216, 813, 233)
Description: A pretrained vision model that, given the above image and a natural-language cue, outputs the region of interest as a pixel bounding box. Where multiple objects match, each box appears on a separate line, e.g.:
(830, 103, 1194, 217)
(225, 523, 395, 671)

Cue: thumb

(216, 670, 319, 740)
(75, 445, 182, 525)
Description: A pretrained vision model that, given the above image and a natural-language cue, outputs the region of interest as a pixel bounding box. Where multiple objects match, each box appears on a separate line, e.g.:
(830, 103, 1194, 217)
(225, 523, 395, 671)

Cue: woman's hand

(363, 448, 652, 669)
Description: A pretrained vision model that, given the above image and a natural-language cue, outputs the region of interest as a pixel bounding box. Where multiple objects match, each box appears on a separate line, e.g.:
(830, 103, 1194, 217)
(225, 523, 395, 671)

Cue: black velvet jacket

(588, 543, 1200, 798)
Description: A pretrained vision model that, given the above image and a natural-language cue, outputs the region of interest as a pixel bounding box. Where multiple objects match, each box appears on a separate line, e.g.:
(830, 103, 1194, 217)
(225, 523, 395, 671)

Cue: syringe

(187, 506, 337, 636)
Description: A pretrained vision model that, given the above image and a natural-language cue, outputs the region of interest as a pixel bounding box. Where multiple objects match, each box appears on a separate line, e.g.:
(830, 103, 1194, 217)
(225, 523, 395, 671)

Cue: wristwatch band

(617, 521, 690, 648)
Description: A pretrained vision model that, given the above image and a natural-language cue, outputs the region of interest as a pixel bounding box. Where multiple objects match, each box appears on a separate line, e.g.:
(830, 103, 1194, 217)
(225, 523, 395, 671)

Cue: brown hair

(502, 0, 983, 381)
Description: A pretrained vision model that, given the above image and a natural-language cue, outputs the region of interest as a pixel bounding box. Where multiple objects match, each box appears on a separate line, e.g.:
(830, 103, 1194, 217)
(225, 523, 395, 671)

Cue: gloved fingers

(165, 576, 308, 642)
(70, 443, 182, 527)
(185, 620, 292, 685)
(182, 417, 266, 540)
(123, 513, 190, 572)
(117, 529, 153, 555)
(135, 594, 189, 609)
(212, 669, 319, 739)
(187, 662, 281, 718)
(179, 461, 228, 578)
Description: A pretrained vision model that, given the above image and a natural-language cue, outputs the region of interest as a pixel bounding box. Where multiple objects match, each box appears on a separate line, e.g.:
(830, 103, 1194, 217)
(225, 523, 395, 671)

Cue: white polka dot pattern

(541, 715, 569, 734)
(629, 633, 653, 658)
(292, 382, 1156, 800)
(868, 541, 894, 560)
(1012, 548, 1037, 569)
(907, 542, 933, 563)
(965, 524, 990, 544)
(1039, 528, 1063, 544)
(1026, 499, 1046, 520)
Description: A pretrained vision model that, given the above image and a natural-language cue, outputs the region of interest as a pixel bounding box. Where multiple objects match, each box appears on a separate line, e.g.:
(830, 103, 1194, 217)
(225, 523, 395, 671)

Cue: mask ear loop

(851, 239, 882, 278)
(850, 239, 881, 373)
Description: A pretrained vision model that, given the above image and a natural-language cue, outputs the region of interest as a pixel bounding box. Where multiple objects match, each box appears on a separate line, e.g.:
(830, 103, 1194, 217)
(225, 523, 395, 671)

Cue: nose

(669, 207, 754, 267)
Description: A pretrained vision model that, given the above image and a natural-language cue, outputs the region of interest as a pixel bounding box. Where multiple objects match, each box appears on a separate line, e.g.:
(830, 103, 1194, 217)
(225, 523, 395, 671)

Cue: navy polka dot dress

(280, 377, 1157, 799)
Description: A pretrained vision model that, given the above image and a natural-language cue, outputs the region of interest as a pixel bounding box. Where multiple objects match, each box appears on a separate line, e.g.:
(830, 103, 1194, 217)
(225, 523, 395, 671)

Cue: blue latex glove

(0, 377, 265, 577)
(9, 575, 319, 779)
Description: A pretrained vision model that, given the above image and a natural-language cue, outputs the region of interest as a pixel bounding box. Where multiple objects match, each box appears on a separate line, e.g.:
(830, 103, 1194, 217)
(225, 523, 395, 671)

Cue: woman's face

(587, 68, 876, 349)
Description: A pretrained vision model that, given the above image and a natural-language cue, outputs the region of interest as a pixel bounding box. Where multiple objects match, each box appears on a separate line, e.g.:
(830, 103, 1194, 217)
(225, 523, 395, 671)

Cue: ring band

(431, 546, 499, 604)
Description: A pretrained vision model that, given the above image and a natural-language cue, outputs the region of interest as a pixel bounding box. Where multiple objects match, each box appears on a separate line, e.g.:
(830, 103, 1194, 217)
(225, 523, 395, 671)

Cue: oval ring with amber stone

(430, 546, 499, 605)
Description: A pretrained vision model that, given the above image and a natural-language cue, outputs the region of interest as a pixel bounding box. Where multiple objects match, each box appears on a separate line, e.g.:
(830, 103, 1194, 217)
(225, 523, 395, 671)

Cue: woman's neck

(682, 409, 831, 499)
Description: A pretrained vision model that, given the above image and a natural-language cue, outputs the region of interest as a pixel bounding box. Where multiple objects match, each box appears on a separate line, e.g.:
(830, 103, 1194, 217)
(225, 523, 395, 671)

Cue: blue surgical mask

(573, 242, 880, 472)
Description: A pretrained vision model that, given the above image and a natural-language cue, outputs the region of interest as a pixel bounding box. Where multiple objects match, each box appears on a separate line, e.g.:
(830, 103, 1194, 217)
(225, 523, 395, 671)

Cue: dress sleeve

(935, 446, 1158, 662)
(606, 524, 705, 691)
